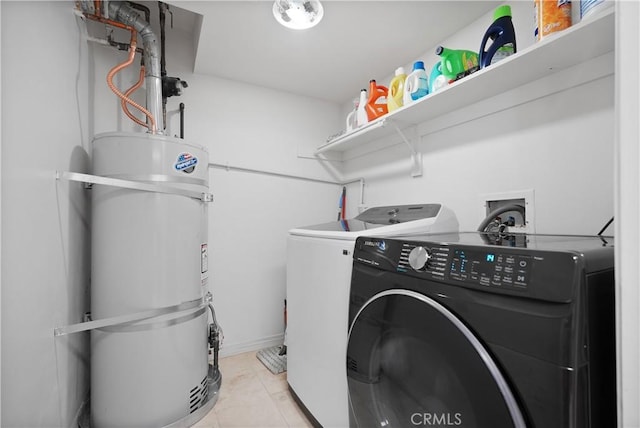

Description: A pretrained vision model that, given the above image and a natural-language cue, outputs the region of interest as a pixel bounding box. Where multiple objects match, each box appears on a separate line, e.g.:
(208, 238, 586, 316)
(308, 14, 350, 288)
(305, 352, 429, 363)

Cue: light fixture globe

(273, 0, 324, 30)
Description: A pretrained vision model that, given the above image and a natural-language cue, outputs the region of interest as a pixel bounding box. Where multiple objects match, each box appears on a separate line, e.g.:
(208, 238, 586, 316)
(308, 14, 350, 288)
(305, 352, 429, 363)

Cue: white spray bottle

(356, 89, 368, 127)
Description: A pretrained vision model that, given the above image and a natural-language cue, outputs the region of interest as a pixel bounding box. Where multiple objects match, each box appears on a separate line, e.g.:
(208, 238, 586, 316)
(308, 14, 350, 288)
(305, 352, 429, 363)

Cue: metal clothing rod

(208, 162, 362, 186)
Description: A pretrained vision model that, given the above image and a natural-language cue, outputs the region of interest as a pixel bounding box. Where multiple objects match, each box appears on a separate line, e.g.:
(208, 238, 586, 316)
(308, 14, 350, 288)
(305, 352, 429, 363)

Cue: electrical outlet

(480, 190, 535, 233)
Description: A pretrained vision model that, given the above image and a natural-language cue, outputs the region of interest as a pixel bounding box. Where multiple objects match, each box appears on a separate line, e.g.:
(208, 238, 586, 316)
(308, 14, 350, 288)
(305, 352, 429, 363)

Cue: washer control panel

(354, 233, 601, 302)
(448, 248, 531, 289)
(396, 243, 532, 290)
(407, 246, 431, 271)
(399, 244, 448, 278)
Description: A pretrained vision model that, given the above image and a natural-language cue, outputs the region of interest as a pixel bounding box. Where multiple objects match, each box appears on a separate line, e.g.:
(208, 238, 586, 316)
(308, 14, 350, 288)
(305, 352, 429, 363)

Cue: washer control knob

(408, 246, 431, 271)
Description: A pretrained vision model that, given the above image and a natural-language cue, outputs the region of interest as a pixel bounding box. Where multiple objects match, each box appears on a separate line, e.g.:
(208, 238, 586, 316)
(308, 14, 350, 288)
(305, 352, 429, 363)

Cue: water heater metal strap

(56, 171, 213, 202)
(53, 298, 203, 337)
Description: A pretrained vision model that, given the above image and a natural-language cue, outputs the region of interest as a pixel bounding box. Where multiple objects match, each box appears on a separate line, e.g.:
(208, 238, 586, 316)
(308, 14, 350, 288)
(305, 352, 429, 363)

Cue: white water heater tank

(90, 132, 210, 427)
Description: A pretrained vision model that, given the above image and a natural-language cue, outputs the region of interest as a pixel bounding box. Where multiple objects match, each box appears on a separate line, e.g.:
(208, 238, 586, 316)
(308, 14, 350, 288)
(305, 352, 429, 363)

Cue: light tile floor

(193, 351, 315, 428)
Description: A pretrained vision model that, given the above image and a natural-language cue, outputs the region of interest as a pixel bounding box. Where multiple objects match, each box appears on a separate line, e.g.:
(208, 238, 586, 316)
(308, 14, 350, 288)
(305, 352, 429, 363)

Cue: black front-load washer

(346, 232, 616, 428)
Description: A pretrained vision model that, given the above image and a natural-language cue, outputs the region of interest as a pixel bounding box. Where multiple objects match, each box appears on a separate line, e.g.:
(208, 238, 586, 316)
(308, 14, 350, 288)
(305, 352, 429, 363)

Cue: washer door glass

(346, 290, 526, 428)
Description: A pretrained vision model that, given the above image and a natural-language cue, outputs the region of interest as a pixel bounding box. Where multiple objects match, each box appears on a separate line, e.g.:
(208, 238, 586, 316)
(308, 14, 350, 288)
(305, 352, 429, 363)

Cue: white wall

(1, 2, 4, 423)
(615, 2, 640, 426)
(206, 170, 338, 354)
(180, 73, 342, 354)
(341, 71, 614, 233)
(1, 2, 92, 426)
(335, 2, 614, 234)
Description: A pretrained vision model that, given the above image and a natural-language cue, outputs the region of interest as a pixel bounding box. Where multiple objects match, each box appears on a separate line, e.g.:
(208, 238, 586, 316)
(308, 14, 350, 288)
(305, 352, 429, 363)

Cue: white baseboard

(218, 333, 285, 358)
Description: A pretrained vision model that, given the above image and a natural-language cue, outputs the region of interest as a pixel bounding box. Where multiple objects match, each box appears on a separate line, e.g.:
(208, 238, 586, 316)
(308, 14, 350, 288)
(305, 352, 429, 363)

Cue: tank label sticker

(175, 152, 198, 174)
(201, 243, 209, 286)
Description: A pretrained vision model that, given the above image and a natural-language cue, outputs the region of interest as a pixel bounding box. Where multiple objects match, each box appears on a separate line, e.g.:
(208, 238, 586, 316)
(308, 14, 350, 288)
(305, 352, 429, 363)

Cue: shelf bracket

(387, 120, 422, 177)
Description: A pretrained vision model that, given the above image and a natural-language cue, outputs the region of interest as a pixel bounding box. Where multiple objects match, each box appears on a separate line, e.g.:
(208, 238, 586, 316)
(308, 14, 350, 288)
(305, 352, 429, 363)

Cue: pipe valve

(163, 76, 188, 98)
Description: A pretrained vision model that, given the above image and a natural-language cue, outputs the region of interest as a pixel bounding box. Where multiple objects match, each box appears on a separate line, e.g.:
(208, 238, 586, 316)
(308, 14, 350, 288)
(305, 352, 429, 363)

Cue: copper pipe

(121, 65, 148, 128)
(83, 13, 133, 31)
(105, 30, 156, 133)
(79, 4, 161, 133)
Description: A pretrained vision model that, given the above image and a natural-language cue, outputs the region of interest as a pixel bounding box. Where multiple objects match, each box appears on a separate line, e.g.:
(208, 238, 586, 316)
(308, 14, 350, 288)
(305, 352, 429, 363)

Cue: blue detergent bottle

(403, 61, 429, 105)
(479, 5, 517, 69)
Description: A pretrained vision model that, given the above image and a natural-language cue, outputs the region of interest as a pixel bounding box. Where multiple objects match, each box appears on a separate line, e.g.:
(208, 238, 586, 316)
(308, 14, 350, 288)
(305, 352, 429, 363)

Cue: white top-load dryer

(286, 204, 458, 427)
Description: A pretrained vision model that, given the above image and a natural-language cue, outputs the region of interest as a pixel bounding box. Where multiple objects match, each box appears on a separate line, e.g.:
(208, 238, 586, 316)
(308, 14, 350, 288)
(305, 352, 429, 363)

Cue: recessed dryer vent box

(480, 190, 535, 234)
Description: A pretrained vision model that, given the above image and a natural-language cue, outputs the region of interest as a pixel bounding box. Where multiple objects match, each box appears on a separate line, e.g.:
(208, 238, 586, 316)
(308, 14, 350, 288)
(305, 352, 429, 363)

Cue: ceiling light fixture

(273, 0, 324, 30)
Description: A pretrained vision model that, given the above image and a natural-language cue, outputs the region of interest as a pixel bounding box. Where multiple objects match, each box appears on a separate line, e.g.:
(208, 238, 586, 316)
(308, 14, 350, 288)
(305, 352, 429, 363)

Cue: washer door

(346, 289, 527, 428)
